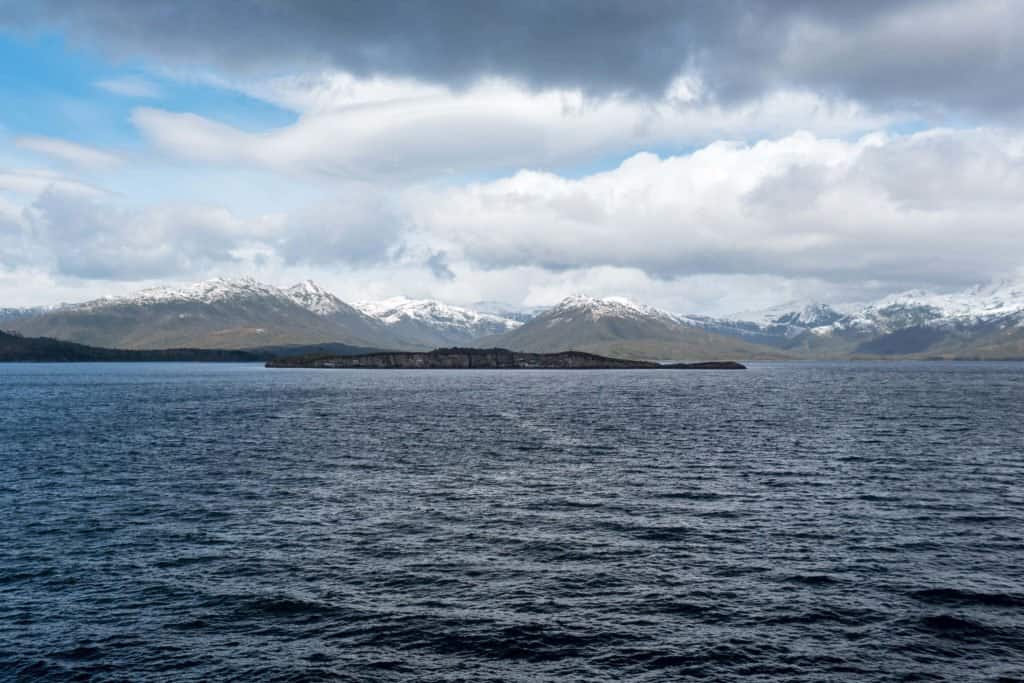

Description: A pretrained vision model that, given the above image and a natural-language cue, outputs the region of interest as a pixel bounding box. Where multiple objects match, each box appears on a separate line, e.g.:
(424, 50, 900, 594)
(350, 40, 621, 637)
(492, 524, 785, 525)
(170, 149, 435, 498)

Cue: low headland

(266, 347, 746, 370)
(0, 330, 261, 363)
(0, 330, 383, 363)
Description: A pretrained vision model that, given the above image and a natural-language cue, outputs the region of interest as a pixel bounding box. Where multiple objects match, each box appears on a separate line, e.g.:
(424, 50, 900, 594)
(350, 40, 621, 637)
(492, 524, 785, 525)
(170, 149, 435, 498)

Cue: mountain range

(353, 297, 522, 348)
(3, 276, 1024, 360)
(686, 278, 1024, 359)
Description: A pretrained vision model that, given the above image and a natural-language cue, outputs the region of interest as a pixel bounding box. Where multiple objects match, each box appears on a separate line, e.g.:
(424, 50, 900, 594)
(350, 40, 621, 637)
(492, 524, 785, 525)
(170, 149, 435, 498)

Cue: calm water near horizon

(2, 361, 1023, 681)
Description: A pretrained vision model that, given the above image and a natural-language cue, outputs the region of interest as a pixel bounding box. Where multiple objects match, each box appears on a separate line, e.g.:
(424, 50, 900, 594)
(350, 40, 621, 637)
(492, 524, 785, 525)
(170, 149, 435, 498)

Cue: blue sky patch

(0, 32, 294, 150)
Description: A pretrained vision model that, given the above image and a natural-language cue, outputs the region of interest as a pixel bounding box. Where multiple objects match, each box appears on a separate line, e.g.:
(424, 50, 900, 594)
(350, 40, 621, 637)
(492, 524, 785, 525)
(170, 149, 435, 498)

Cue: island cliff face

(266, 347, 745, 370)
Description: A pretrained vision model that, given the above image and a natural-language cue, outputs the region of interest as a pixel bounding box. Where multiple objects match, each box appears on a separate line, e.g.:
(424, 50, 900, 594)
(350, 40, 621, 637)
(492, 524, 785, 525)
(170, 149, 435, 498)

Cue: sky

(0, 0, 1023, 315)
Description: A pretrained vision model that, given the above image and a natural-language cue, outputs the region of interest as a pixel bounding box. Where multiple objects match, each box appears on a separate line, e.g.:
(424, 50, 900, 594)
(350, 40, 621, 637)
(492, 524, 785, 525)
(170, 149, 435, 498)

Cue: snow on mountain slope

(61, 276, 375, 320)
(65, 277, 291, 312)
(4, 277, 408, 350)
(469, 301, 540, 323)
(285, 280, 358, 316)
(0, 306, 48, 322)
(544, 294, 683, 325)
(712, 276, 1024, 342)
(728, 301, 859, 329)
(354, 297, 521, 342)
(847, 277, 1024, 329)
(777, 278, 1024, 340)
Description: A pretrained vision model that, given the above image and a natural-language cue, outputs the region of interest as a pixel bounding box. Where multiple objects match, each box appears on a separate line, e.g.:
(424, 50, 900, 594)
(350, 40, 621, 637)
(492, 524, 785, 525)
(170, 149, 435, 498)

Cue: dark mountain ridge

(0, 330, 261, 362)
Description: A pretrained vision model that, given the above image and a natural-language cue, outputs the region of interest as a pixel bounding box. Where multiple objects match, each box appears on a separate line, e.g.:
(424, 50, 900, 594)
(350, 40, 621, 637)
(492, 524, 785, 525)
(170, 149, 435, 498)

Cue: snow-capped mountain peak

(352, 296, 521, 345)
(285, 280, 351, 316)
(548, 294, 680, 324)
(868, 277, 1024, 321)
(470, 301, 540, 323)
(730, 300, 858, 328)
(772, 303, 848, 328)
(355, 296, 521, 331)
(65, 277, 286, 311)
(713, 275, 1024, 344)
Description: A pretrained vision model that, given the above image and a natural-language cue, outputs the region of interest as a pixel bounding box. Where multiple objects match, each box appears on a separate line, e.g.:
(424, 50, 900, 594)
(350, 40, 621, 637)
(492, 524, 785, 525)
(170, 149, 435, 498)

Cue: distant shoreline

(4, 330, 1020, 364)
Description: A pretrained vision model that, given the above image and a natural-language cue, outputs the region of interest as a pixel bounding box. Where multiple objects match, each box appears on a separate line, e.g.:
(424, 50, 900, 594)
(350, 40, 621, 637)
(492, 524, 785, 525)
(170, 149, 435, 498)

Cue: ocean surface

(1, 361, 1023, 682)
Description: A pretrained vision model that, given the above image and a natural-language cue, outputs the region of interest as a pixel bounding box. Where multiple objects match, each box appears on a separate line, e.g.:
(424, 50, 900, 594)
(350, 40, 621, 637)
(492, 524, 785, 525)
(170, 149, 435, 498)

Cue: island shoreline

(266, 347, 746, 370)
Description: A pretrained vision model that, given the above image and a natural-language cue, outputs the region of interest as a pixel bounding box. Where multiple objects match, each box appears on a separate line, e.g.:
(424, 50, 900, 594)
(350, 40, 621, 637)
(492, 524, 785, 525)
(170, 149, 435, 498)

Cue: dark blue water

(2, 362, 1023, 681)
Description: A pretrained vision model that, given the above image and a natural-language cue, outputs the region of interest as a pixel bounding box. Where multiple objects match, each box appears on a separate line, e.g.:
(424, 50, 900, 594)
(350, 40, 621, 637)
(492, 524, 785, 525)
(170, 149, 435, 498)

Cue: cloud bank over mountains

(0, 1, 1022, 312)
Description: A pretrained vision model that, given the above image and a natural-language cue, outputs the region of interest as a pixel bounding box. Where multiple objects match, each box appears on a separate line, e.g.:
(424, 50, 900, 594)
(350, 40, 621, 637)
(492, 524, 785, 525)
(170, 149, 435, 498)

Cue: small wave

(53, 645, 102, 661)
(0, 567, 57, 584)
(167, 618, 210, 631)
(786, 574, 841, 585)
(12, 659, 62, 679)
(649, 491, 730, 501)
(950, 514, 1020, 524)
(153, 555, 223, 569)
(763, 606, 875, 626)
(920, 614, 996, 637)
(234, 596, 342, 621)
(628, 524, 694, 541)
(406, 621, 640, 663)
(911, 587, 1024, 608)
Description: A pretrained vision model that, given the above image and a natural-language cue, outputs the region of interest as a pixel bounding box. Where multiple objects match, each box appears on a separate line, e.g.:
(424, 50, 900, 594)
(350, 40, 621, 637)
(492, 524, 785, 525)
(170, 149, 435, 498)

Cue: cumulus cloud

(7, 126, 1024, 301)
(407, 128, 1024, 289)
(274, 186, 404, 266)
(3, 181, 405, 282)
(5, 126, 1023, 307)
(7, 1, 1024, 118)
(15, 136, 121, 168)
(22, 190, 269, 280)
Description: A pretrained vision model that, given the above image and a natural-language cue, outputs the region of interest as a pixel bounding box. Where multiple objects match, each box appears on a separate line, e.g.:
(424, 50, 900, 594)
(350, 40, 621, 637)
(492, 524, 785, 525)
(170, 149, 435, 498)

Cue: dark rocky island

(266, 347, 745, 370)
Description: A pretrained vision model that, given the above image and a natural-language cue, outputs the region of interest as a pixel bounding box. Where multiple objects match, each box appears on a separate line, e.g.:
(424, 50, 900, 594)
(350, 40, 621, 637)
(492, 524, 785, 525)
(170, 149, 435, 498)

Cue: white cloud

(5, 120, 1024, 314)
(22, 190, 279, 280)
(240, 72, 446, 113)
(15, 136, 121, 169)
(274, 186, 404, 266)
(407, 128, 1024, 289)
(131, 74, 898, 179)
(94, 75, 161, 98)
(0, 168, 108, 198)
(0, 199, 27, 269)
(7, 4, 1024, 315)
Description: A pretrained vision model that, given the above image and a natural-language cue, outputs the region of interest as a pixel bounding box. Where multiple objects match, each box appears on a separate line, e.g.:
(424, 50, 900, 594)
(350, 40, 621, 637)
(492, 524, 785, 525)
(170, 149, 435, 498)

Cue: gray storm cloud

(4, 1, 1024, 116)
